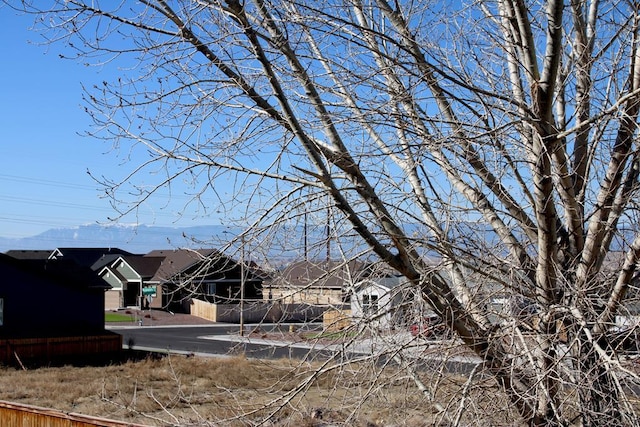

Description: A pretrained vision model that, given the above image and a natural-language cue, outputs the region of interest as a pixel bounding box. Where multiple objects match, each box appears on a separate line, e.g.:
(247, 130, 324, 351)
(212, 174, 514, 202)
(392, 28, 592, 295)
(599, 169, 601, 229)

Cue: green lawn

(104, 312, 134, 322)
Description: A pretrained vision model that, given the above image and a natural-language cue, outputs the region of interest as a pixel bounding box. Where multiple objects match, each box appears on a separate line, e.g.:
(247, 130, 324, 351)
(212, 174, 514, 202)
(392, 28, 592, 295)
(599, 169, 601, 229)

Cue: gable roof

(50, 247, 135, 269)
(277, 259, 372, 289)
(145, 249, 220, 282)
(0, 253, 111, 291)
(91, 254, 124, 271)
(118, 255, 165, 278)
(4, 250, 53, 260)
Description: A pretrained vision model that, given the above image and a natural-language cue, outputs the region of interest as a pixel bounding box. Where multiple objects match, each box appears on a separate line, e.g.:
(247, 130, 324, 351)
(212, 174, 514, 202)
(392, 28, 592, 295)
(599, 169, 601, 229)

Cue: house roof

(98, 255, 165, 283)
(0, 253, 111, 291)
(4, 250, 53, 260)
(119, 256, 165, 279)
(354, 275, 407, 293)
(145, 249, 220, 282)
(91, 254, 124, 271)
(50, 247, 135, 269)
(276, 259, 373, 289)
(143, 249, 267, 286)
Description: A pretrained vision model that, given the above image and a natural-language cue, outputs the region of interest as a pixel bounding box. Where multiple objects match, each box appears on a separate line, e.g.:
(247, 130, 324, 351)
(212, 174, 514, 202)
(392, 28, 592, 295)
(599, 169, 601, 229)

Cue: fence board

(191, 299, 332, 323)
(191, 298, 217, 321)
(0, 400, 149, 427)
(323, 309, 352, 331)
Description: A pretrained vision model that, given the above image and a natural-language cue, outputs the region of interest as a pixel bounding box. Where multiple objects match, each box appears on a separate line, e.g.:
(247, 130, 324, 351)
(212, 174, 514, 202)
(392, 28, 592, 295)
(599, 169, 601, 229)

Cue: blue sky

(0, 9, 220, 239)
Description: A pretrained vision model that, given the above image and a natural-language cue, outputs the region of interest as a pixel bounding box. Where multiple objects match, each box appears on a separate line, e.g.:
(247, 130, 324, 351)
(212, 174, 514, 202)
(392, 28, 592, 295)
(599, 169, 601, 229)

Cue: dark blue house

(0, 253, 111, 338)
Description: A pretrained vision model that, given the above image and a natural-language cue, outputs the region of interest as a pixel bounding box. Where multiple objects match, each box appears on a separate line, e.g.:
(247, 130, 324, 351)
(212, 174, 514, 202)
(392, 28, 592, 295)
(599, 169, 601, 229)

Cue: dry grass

(0, 353, 517, 426)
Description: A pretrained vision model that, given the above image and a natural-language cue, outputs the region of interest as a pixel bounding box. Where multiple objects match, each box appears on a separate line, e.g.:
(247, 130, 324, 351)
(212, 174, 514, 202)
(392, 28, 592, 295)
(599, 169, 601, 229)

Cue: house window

(206, 283, 217, 295)
(362, 294, 379, 316)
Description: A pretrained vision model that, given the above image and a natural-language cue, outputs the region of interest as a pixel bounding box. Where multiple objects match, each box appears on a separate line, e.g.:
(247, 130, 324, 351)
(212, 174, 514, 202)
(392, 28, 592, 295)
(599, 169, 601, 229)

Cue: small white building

(350, 275, 411, 329)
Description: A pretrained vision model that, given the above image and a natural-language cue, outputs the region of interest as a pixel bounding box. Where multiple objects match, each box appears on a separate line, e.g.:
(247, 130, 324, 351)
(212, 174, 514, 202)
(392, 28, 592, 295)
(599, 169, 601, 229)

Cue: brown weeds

(0, 354, 515, 426)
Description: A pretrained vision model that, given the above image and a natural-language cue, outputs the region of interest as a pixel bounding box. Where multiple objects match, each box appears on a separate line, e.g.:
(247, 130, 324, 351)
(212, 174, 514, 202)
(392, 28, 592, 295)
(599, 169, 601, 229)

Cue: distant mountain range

(0, 221, 484, 259)
(0, 223, 344, 262)
(13, 221, 608, 261)
(0, 224, 241, 254)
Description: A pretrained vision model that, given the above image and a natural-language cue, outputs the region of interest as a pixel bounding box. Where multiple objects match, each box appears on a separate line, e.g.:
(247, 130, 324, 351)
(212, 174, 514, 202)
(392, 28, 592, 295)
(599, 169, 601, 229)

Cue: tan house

(266, 260, 371, 305)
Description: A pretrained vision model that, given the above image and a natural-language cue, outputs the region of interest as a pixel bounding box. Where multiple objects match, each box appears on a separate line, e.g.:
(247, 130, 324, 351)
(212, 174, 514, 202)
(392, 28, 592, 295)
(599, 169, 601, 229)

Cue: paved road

(110, 323, 340, 360)
(110, 323, 482, 375)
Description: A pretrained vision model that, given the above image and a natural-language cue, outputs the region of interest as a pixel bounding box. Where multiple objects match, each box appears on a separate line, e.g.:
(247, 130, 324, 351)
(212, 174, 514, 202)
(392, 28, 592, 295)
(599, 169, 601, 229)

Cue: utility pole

(240, 236, 245, 337)
(304, 211, 308, 261)
(326, 200, 331, 262)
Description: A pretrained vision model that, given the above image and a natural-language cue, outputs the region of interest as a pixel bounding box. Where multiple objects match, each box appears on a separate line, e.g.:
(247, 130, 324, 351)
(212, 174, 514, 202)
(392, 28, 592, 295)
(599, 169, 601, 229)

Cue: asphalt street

(109, 323, 482, 376)
(110, 323, 341, 361)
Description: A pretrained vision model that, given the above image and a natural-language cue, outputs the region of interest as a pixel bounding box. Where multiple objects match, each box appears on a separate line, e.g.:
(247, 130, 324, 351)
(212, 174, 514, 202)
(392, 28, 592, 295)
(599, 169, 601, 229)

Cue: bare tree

(11, 0, 640, 425)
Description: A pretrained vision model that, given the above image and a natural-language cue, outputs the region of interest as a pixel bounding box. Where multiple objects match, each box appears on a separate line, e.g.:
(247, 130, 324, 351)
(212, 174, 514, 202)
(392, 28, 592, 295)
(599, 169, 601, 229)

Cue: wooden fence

(323, 309, 352, 332)
(191, 298, 218, 321)
(191, 299, 278, 322)
(0, 333, 122, 365)
(191, 299, 334, 323)
(0, 400, 149, 427)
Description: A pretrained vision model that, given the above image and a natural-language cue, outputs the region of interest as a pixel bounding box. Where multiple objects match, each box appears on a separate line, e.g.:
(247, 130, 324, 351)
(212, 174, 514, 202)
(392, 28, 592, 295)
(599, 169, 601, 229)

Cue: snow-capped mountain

(0, 224, 236, 254)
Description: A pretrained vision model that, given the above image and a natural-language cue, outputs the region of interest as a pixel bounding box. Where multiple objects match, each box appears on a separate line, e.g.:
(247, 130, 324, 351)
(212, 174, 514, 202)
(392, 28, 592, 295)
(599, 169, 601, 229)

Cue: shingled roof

(0, 253, 110, 291)
(119, 255, 165, 278)
(276, 259, 371, 289)
(50, 247, 135, 269)
(4, 250, 53, 260)
(145, 249, 220, 282)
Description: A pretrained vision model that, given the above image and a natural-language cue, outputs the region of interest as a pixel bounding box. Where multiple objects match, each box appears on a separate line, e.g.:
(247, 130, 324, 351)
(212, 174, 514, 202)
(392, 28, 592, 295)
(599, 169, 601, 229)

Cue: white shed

(350, 275, 408, 329)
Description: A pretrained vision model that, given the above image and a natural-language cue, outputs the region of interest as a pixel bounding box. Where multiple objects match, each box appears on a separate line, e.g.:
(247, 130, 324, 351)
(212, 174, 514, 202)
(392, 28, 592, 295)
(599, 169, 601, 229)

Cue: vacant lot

(0, 351, 517, 426)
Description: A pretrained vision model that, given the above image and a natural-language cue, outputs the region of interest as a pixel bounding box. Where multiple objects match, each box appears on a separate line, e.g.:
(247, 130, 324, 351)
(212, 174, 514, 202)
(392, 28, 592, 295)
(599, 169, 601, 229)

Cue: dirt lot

(0, 350, 511, 427)
(0, 310, 514, 426)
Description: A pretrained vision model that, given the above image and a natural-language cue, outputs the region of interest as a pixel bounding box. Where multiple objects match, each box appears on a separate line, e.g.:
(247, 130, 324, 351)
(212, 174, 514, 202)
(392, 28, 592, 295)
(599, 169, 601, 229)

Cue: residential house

(0, 253, 110, 336)
(99, 255, 165, 310)
(267, 260, 372, 306)
(145, 249, 264, 313)
(7, 247, 167, 312)
(46, 248, 141, 311)
(0, 253, 121, 363)
(600, 251, 640, 329)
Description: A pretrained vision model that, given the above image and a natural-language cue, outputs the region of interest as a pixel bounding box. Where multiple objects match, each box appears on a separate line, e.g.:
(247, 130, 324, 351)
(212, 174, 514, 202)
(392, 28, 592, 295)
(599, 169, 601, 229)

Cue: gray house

(99, 255, 165, 310)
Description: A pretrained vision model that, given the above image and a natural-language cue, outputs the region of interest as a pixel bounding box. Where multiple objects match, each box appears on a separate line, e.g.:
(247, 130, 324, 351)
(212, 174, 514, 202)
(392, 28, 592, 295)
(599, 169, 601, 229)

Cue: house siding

(104, 290, 121, 311)
(268, 287, 343, 305)
(0, 334, 122, 365)
(101, 271, 123, 290)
